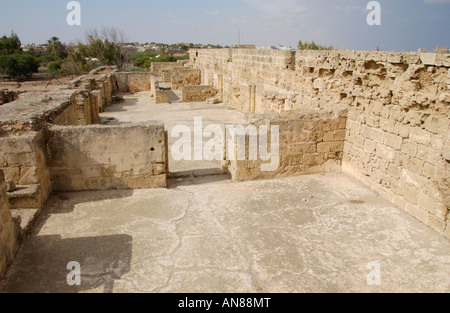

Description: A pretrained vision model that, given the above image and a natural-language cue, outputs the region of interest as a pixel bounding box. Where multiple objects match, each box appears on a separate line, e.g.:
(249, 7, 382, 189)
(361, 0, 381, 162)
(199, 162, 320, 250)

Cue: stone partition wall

(114, 72, 151, 92)
(226, 109, 347, 181)
(52, 91, 100, 126)
(150, 75, 169, 104)
(151, 62, 185, 78)
(171, 69, 201, 90)
(182, 85, 218, 102)
(0, 170, 20, 280)
(46, 122, 168, 191)
(0, 132, 51, 209)
(190, 48, 450, 238)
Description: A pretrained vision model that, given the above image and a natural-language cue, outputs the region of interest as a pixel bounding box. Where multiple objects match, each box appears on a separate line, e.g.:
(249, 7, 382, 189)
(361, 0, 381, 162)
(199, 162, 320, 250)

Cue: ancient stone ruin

(0, 49, 449, 284)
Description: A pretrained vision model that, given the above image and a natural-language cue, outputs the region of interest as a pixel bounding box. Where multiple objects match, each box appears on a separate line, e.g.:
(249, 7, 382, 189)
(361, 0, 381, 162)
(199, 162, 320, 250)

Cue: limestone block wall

(50, 91, 98, 126)
(190, 48, 450, 237)
(90, 73, 115, 114)
(0, 170, 20, 280)
(343, 86, 450, 236)
(114, 72, 150, 92)
(46, 122, 168, 191)
(171, 69, 201, 90)
(0, 131, 51, 208)
(182, 85, 218, 102)
(50, 99, 79, 126)
(190, 49, 449, 114)
(150, 75, 169, 104)
(151, 62, 184, 78)
(50, 73, 116, 127)
(227, 109, 347, 181)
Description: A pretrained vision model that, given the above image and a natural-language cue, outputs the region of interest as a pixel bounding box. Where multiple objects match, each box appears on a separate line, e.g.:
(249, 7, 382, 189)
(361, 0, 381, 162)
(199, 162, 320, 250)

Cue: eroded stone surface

(1, 173, 449, 293)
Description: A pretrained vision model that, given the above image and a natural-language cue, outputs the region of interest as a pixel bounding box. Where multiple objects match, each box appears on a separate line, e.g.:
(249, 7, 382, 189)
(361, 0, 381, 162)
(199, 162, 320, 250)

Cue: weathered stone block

(46, 122, 168, 191)
(317, 142, 344, 153)
(409, 127, 432, 146)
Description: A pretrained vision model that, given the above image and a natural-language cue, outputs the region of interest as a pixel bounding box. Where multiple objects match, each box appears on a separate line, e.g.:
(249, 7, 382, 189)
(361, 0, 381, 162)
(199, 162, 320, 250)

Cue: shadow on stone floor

(0, 234, 132, 293)
(0, 189, 135, 293)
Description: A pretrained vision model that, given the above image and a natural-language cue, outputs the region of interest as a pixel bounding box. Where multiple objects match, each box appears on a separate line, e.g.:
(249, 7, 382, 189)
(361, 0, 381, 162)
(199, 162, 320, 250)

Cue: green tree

(46, 37, 68, 60)
(0, 54, 39, 79)
(0, 32, 22, 55)
(83, 27, 130, 70)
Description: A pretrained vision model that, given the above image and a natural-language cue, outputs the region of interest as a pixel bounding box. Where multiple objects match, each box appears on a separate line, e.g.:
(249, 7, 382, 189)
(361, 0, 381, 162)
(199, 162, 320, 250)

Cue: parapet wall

(46, 122, 168, 191)
(190, 48, 450, 238)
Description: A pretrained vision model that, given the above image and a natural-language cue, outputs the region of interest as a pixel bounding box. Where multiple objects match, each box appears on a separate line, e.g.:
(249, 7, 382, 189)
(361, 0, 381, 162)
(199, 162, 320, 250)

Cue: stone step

(7, 184, 41, 209)
(169, 168, 229, 179)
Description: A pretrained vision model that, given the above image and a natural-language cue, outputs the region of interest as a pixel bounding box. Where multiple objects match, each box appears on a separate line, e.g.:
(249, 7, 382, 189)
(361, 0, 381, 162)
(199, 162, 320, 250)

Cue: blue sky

(0, 0, 449, 51)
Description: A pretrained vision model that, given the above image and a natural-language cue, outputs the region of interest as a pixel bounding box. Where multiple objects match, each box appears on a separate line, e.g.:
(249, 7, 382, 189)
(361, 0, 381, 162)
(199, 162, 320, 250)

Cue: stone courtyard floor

(1, 92, 449, 293)
(101, 91, 247, 173)
(0, 173, 449, 293)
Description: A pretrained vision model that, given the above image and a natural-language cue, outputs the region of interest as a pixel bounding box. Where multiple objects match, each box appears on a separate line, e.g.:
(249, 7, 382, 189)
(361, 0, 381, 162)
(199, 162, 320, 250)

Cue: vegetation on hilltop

(298, 40, 334, 51)
(132, 51, 188, 69)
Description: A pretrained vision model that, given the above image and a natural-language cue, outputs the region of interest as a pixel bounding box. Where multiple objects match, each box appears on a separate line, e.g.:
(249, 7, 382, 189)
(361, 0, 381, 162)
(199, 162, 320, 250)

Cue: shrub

(0, 54, 39, 78)
(48, 61, 62, 74)
(298, 40, 334, 51)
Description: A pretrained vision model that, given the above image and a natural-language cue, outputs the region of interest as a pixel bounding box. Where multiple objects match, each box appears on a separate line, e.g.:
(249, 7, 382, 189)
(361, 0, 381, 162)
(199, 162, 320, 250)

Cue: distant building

(122, 45, 139, 54)
(67, 44, 79, 52)
(33, 46, 47, 55)
(21, 44, 47, 55)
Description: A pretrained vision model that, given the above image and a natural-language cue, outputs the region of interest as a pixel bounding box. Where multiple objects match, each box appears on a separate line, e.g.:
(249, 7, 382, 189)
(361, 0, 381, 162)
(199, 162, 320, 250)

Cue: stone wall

(150, 75, 169, 104)
(226, 109, 347, 181)
(46, 122, 168, 191)
(151, 62, 184, 78)
(0, 132, 51, 209)
(190, 48, 450, 238)
(182, 85, 218, 102)
(0, 169, 20, 280)
(114, 72, 150, 92)
(1, 69, 117, 136)
(171, 69, 201, 90)
(51, 91, 100, 126)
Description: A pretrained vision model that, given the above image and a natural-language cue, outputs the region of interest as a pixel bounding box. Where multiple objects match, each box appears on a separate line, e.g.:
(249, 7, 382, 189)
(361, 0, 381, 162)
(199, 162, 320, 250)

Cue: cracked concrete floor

(1, 173, 449, 293)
